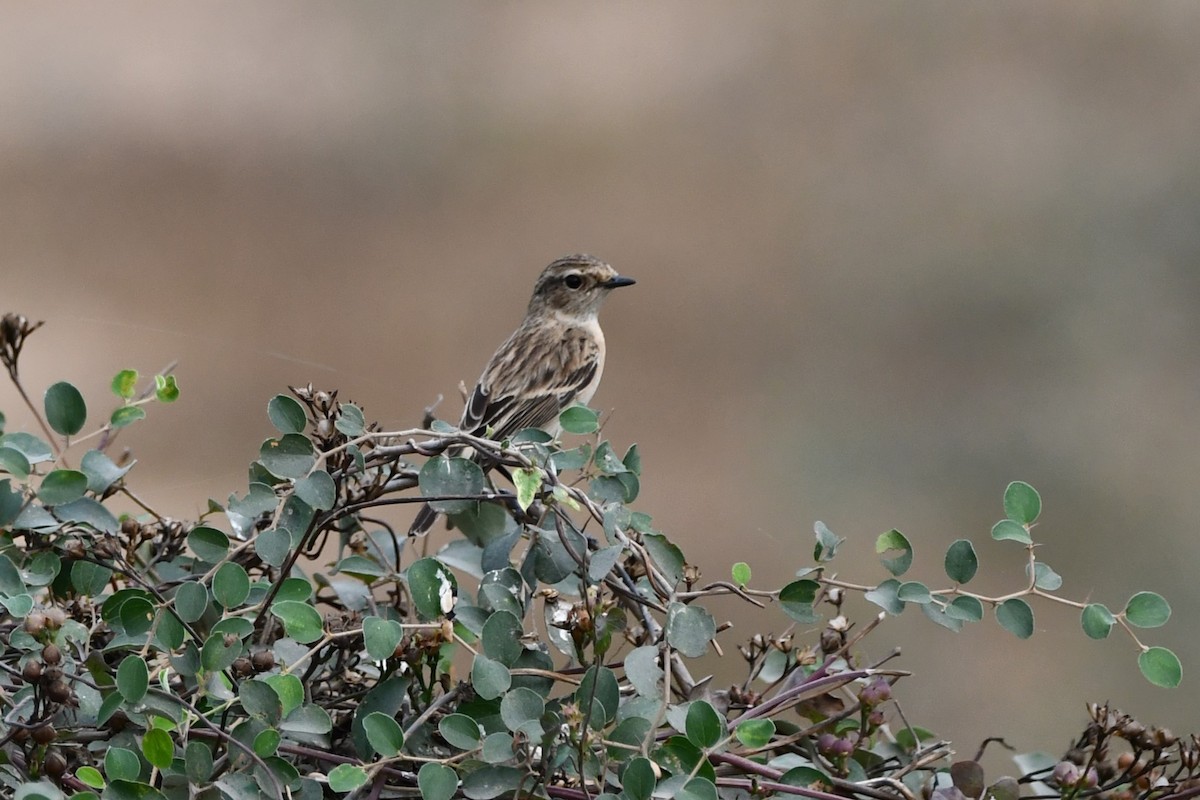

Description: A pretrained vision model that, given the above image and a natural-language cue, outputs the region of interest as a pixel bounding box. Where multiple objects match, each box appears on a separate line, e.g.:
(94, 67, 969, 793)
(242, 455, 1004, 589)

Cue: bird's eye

(563, 274, 584, 290)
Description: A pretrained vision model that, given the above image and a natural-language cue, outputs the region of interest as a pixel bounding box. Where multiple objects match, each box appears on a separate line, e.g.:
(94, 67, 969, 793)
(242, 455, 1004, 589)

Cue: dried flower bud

(31, 724, 56, 745)
(41, 643, 62, 666)
(251, 650, 275, 672)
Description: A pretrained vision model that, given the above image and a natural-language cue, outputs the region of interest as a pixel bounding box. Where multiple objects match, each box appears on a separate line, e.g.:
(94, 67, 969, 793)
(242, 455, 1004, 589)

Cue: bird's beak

(605, 275, 636, 289)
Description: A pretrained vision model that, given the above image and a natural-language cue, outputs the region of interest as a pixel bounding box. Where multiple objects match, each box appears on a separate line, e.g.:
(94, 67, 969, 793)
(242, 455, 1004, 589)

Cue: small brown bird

(409, 254, 635, 535)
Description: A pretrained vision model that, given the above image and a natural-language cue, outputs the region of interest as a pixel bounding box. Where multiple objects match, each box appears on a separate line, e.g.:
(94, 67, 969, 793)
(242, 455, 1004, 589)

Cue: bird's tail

(408, 502, 439, 537)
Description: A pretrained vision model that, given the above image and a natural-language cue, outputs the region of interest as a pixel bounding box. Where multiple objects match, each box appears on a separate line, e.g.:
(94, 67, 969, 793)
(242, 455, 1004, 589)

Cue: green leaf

(512, 467, 540, 512)
(990, 519, 1031, 545)
(111, 369, 138, 399)
(200, 631, 242, 673)
(419, 455, 485, 514)
(625, 645, 663, 698)
(559, 405, 599, 434)
(0, 432, 53, 463)
(897, 581, 931, 604)
(141, 727, 174, 769)
(1138, 647, 1182, 688)
(996, 598, 1034, 639)
(623, 757, 657, 800)
(945, 595, 984, 622)
(270, 601, 324, 644)
(622, 443, 642, 475)
(45, 381, 87, 436)
(731, 562, 751, 587)
(418, 763, 459, 800)
(267, 395, 307, 434)
(184, 742, 213, 784)
(1124, 592, 1171, 628)
(110, 405, 146, 428)
(666, 602, 716, 658)
(254, 527, 292, 568)
(734, 718, 775, 749)
(685, 700, 724, 749)
(153, 374, 180, 403)
(470, 654, 511, 700)
(363, 711, 405, 757)
(875, 529, 912, 577)
(499, 686, 545, 736)
(576, 665, 620, 725)
(408, 557, 457, 620)
(363, 616, 403, 661)
(38, 469, 87, 505)
(1030, 561, 1062, 591)
(174, 582, 208, 623)
(80, 449, 132, 493)
(336, 403, 366, 436)
(1003, 481, 1040, 524)
(864, 578, 904, 615)
(240, 679, 283, 724)
(1080, 604, 1114, 640)
(481, 610, 523, 666)
(813, 521, 843, 562)
(259, 434, 315, 480)
(462, 765, 524, 799)
(116, 655, 149, 704)
(779, 579, 821, 624)
(327, 764, 368, 792)
(944, 539, 978, 584)
(264, 674, 304, 717)
(294, 469, 336, 510)
(187, 525, 229, 563)
(213, 562, 250, 609)
(77, 765, 106, 788)
(253, 728, 280, 757)
(439, 713, 483, 750)
(105, 746, 142, 781)
(0, 446, 30, 479)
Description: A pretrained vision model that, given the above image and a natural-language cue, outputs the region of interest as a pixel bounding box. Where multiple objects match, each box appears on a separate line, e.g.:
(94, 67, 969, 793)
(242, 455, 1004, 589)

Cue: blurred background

(3, 2, 1199, 764)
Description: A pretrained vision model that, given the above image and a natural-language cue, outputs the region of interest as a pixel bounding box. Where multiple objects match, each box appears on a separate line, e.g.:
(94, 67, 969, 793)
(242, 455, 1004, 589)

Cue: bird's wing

(465, 358, 597, 441)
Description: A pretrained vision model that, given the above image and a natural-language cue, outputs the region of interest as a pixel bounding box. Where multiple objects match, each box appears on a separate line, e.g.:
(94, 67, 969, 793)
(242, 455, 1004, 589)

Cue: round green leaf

(364, 711, 405, 757)
(253, 728, 280, 757)
(897, 581, 931, 604)
(734, 718, 775, 749)
(559, 405, 599, 434)
(1081, 603, 1114, 640)
(666, 601, 716, 658)
(264, 674, 304, 717)
(254, 527, 292, 568)
(418, 455, 485, 514)
(240, 679, 283, 725)
(80, 449, 132, 493)
(462, 765, 524, 799)
(407, 557, 457, 620)
(945, 595, 984, 622)
(418, 762, 459, 800)
(141, 727, 174, 769)
(110, 405, 146, 428)
(576, 666, 620, 725)
(0, 446, 31, 479)
(116, 654, 149, 704)
(174, 581, 209, 623)
(1003, 481, 1041, 525)
(625, 645, 663, 698)
(731, 562, 751, 587)
(213, 562, 250, 609)
(875, 529, 912, 577)
(294, 470, 336, 510)
(481, 610, 523, 666)
(944, 539, 978, 584)
(259, 434, 316, 480)
(327, 764, 368, 792)
(1030, 561, 1062, 591)
(336, 403, 366, 436)
(623, 757, 657, 800)
(267, 395, 307, 434)
(865, 578, 904, 615)
(684, 700, 724, 749)
(363, 616, 403, 661)
(499, 686, 545, 735)
(512, 467, 541, 512)
(184, 742, 213, 784)
(201, 631, 242, 672)
(1138, 646, 1182, 688)
(270, 600, 325, 644)
(105, 746, 141, 782)
(996, 598, 1034, 639)
(779, 579, 820, 624)
(44, 381, 87, 436)
(990, 519, 1031, 544)
(38, 469, 87, 505)
(77, 765, 105, 788)
(187, 525, 229, 563)
(1124, 591, 1171, 628)
(470, 654, 511, 700)
(439, 713, 483, 750)
(111, 369, 138, 399)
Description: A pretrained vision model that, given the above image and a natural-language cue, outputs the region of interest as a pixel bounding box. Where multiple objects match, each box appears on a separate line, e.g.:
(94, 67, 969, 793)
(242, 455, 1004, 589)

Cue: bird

(409, 254, 635, 535)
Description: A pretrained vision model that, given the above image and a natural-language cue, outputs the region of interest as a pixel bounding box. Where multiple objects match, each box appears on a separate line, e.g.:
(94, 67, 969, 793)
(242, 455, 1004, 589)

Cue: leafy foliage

(0, 312, 1190, 800)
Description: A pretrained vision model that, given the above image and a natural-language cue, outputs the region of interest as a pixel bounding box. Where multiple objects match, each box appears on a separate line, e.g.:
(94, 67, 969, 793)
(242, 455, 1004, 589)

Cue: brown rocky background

(4, 3, 1200, 762)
